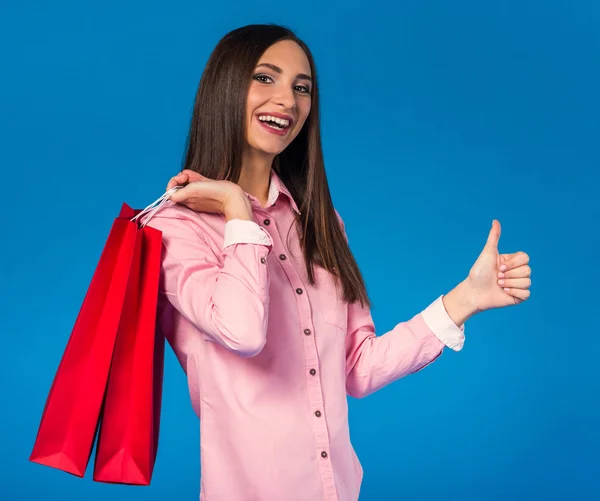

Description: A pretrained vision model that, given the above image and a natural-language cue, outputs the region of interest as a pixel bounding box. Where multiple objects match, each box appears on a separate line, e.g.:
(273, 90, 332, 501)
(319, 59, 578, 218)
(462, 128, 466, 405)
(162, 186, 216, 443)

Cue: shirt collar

(268, 170, 301, 215)
(243, 169, 301, 215)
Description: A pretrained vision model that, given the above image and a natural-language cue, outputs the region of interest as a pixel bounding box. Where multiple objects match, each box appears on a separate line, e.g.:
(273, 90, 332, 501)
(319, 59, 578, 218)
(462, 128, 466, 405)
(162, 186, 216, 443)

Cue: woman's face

(245, 40, 312, 157)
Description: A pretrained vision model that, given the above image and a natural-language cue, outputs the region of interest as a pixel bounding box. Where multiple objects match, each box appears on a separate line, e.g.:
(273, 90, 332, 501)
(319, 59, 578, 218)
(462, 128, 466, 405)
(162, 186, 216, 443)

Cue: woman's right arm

(147, 201, 273, 358)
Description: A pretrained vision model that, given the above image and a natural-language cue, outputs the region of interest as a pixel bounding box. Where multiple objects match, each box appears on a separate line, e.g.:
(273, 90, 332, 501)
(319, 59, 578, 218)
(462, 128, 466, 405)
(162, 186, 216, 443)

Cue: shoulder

(144, 201, 213, 245)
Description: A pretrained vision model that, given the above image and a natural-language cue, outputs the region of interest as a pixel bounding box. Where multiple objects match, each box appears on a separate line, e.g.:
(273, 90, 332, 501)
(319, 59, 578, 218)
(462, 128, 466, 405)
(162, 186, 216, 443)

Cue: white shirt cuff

(223, 219, 273, 249)
(421, 295, 465, 352)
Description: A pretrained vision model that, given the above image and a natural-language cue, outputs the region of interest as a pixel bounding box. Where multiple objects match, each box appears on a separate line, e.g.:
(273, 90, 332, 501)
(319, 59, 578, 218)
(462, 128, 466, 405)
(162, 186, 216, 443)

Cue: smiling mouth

(256, 114, 293, 131)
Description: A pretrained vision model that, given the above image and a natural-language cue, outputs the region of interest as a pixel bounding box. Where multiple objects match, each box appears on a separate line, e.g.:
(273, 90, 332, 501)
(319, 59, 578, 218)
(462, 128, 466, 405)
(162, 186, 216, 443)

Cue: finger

(500, 251, 529, 271)
(168, 184, 190, 203)
(181, 168, 201, 177)
(180, 169, 207, 183)
(166, 174, 184, 191)
(499, 265, 531, 279)
(166, 173, 189, 191)
(498, 277, 531, 289)
(484, 220, 501, 250)
(502, 287, 531, 302)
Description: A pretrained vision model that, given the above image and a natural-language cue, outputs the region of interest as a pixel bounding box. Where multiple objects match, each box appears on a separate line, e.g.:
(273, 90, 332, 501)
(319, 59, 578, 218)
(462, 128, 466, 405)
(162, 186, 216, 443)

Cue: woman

(147, 24, 532, 501)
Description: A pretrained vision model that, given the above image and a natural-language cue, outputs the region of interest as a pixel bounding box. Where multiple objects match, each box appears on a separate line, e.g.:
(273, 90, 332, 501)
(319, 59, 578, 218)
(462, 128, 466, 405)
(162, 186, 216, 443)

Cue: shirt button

(315, 410, 322, 417)
(321, 451, 328, 458)
(279, 254, 286, 260)
(260, 257, 266, 264)
(309, 368, 316, 375)
(296, 288, 303, 295)
(304, 329, 311, 336)
(263, 219, 270, 226)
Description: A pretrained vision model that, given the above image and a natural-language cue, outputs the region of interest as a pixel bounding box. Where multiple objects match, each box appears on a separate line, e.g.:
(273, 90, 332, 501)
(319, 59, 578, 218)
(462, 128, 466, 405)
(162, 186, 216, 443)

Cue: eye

(253, 74, 273, 84)
(295, 85, 310, 94)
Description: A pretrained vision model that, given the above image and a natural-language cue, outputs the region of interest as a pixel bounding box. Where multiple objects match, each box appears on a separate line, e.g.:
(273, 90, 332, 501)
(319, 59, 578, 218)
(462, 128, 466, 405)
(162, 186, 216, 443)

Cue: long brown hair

(182, 24, 370, 307)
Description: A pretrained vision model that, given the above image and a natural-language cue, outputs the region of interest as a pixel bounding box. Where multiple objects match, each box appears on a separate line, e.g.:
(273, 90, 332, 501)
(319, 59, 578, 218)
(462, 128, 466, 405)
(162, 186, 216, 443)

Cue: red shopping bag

(93, 204, 165, 485)
(30, 188, 179, 482)
(29, 204, 143, 477)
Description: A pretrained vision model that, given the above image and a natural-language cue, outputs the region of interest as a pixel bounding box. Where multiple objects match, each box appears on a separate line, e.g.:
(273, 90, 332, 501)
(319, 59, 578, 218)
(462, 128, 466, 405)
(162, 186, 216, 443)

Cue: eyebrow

(255, 63, 312, 82)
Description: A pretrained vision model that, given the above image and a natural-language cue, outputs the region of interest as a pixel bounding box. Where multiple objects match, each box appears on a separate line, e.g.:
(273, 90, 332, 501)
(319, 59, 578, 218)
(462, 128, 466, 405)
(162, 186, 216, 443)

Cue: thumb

(484, 219, 501, 250)
(169, 185, 188, 203)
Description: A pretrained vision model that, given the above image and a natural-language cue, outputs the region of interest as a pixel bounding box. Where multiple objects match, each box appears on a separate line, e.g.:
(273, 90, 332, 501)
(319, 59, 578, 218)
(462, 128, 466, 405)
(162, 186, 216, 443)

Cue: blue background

(1, 1, 598, 500)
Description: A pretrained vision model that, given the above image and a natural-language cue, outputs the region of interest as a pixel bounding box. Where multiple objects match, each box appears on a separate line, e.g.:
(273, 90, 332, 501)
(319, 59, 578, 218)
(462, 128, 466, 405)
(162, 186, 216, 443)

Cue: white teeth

(258, 115, 290, 127)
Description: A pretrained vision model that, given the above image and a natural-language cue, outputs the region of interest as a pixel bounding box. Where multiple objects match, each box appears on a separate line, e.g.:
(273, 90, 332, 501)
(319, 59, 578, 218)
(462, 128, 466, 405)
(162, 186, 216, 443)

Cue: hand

(166, 170, 253, 221)
(466, 220, 532, 312)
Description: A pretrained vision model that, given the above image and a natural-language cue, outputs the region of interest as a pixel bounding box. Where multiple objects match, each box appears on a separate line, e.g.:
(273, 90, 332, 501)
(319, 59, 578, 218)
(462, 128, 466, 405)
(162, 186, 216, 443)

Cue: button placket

(263, 213, 337, 498)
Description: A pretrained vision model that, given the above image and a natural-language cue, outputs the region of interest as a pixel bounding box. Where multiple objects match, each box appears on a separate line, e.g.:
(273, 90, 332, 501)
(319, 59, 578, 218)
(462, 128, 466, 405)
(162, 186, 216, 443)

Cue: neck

(238, 149, 274, 207)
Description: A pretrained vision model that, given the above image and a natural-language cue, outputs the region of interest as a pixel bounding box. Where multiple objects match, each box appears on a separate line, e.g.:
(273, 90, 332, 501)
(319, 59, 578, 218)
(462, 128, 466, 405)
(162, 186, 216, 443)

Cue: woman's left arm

(343, 218, 531, 399)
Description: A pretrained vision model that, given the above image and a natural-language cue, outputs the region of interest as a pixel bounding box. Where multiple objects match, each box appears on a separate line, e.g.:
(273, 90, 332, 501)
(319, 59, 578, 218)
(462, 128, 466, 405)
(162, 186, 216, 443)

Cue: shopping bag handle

(131, 186, 183, 228)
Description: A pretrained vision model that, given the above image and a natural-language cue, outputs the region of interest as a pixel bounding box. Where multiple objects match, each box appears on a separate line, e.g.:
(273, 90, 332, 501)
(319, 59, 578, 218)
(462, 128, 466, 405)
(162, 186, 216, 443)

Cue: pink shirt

(146, 171, 465, 501)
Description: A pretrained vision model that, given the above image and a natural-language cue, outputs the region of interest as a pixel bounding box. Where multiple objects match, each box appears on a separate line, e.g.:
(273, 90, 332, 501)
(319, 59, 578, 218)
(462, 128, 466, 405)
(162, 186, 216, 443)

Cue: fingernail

(500, 265, 507, 271)
(498, 279, 504, 285)
(504, 287, 510, 292)
(497, 272, 504, 278)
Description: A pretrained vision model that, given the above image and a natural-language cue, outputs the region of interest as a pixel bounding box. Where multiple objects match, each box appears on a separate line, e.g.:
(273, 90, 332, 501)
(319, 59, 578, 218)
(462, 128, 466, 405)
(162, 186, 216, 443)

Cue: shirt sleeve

(224, 219, 273, 248)
(421, 295, 465, 351)
(344, 297, 464, 399)
(333, 210, 466, 399)
(146, 210, 273, 358)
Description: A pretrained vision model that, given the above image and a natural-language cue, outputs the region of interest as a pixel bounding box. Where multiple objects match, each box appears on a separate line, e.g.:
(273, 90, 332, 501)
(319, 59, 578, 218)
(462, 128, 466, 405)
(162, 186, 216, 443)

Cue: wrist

(442, 279, 479, 327)
(223, 189, 253, 222)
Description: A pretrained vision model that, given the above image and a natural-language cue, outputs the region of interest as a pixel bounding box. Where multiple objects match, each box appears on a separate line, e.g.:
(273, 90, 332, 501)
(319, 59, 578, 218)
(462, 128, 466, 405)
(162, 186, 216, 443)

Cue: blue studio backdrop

(1, 1, 598, 500)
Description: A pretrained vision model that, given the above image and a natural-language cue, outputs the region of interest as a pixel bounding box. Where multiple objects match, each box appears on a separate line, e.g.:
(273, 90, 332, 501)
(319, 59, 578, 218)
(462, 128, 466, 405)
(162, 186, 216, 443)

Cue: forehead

(257, 40, 311, 76)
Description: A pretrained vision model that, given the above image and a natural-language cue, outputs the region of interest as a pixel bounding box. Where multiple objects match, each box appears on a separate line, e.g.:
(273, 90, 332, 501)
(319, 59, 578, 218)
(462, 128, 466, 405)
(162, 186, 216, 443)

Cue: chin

(250, 141, 288, 157)
(262, 145, 287, 156)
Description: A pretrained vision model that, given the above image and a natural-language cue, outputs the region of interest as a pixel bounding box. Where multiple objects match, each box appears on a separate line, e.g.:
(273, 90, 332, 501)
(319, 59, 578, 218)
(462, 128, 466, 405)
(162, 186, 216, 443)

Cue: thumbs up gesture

(466, 220, 531, 312)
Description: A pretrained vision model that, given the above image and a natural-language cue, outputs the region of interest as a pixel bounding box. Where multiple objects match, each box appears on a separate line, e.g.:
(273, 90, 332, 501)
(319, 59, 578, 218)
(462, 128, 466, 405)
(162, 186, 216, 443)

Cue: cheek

(247, 83, 272, 109)
(293, 101, 312, 134)
(246, 85, 265, 122)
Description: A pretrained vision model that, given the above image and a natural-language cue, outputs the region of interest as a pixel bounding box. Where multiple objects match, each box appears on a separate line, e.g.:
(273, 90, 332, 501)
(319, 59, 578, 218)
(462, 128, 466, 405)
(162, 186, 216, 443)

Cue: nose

(273, 86, 296, 111)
